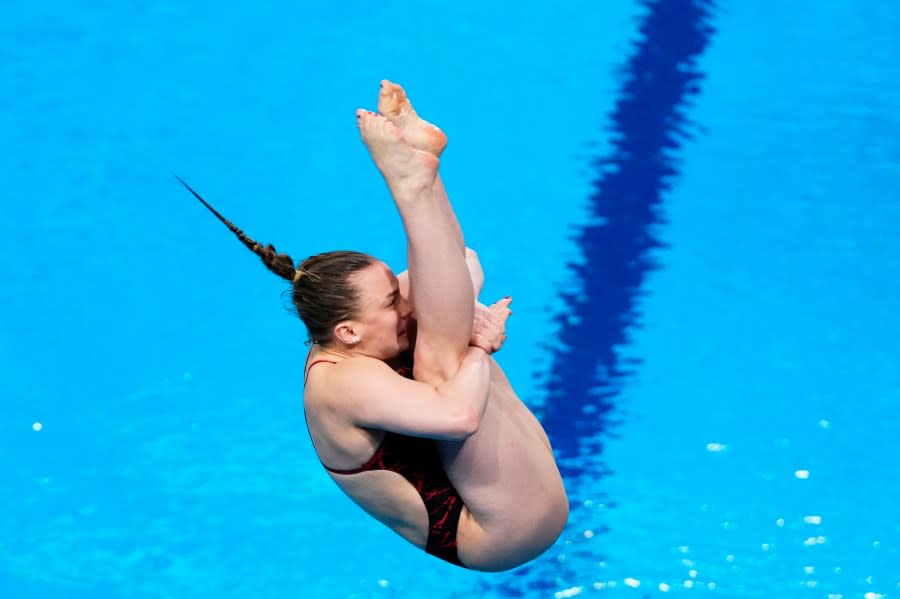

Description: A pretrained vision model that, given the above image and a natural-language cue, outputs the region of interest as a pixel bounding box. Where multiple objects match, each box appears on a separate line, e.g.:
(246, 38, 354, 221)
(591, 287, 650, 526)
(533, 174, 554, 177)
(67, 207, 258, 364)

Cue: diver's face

(350, 262, 411, 359)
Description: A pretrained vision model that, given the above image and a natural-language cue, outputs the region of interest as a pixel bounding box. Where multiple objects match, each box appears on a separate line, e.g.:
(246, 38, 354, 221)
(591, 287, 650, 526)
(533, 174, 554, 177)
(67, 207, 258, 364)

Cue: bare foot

(357, 110, 438, 192)
(377, 80, 448, 157)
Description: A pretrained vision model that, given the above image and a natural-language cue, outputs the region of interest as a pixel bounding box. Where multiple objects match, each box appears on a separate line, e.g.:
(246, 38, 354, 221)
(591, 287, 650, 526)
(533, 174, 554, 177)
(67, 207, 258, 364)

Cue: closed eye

(386, 289, 400, 307)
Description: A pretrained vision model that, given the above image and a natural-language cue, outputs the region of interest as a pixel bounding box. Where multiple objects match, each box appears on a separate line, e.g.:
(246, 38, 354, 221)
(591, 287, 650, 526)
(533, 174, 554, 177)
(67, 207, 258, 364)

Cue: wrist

(468, 345, 490, 359)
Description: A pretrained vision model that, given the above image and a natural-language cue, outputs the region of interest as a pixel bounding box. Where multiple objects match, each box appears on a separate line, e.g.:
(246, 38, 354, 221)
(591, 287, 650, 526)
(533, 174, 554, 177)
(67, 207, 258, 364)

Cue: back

(302, 353, 456, 550)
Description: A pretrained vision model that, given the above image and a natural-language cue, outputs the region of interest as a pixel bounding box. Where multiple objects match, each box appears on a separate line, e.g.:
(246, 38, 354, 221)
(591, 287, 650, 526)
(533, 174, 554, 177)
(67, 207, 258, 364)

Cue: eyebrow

(384, 288, 399, 304)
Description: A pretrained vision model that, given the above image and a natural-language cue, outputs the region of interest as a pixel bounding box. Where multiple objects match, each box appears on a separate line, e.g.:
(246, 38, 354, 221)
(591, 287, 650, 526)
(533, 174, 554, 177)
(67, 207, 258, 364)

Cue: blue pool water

(2, 1, 898, 597)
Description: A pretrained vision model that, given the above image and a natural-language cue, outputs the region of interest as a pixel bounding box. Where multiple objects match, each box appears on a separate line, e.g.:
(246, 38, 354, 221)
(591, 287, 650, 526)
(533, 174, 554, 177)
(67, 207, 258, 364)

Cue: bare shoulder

(306, 357, 405, 412)
(306, 356, 392, 398)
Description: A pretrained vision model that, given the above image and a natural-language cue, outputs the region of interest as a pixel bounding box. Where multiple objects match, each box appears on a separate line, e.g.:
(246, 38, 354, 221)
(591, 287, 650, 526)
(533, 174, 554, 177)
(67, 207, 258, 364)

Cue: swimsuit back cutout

(302, 356, 466, 567)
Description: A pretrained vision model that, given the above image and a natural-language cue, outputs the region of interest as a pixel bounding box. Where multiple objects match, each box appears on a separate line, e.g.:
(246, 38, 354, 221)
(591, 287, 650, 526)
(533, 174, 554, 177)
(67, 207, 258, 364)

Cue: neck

(314, 344, 356, 361)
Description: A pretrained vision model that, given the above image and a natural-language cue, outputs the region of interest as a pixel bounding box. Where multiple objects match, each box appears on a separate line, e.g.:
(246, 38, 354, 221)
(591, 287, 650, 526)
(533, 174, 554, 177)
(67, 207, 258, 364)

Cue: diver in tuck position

(183, 80, 568, 571)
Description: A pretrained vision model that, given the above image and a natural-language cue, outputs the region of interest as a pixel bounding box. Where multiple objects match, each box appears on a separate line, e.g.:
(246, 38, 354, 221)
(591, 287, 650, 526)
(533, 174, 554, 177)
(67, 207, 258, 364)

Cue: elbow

(454, 407, 482, 439)
(441, 406, 482, 440)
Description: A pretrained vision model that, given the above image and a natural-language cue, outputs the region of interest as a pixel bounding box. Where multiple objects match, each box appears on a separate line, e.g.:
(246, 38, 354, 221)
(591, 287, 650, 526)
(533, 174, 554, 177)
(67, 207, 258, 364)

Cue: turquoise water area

(1, 1, 898, 597)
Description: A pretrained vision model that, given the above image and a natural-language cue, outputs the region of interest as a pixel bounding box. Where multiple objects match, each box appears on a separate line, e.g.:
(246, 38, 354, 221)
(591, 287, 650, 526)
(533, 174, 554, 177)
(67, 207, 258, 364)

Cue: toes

(370, 113, 397, 135)
(356, 109, 372, 131)
(377, 92, 396, 115)
(356, 110, 383, 136)
(381, 118, 402, 139)
(357, 107, 407, 144)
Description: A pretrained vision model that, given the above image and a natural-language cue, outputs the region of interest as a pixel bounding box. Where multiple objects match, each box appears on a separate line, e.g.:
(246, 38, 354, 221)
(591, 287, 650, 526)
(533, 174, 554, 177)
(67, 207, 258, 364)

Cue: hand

(470, 297, 513, 353)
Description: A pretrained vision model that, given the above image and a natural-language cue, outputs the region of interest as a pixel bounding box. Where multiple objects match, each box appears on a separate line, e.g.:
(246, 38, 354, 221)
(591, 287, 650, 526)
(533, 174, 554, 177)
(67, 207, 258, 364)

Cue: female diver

(183, 81, 568, 571)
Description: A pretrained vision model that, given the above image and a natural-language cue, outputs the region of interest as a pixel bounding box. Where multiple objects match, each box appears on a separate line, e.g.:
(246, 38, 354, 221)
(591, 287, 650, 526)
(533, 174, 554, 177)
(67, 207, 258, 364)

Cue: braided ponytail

(176, 175, 297, 281)
(177, 175, 377, 346)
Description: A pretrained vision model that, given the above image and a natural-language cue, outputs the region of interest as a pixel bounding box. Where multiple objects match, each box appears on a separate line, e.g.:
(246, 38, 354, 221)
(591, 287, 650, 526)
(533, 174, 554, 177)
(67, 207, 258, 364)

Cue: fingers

(471, 333, 493, 353)
(470, 296, 513, 353)
(493, 333, 506, 352)
(490, 296, 513, 310)
(471, 332, 506, 353)
(488, 297, 512, 328)
(477, 319, 501, 339)
(471, 316, 503, 353)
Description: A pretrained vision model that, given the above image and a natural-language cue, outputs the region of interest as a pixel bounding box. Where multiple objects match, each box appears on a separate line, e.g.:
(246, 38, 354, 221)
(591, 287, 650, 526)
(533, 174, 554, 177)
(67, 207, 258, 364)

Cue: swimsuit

(304, 358, 467, 568)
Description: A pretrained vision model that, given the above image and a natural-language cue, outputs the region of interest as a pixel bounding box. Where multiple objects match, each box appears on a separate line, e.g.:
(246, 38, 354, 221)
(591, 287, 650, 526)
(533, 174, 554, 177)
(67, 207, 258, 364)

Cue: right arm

(328, 346, 492, 441)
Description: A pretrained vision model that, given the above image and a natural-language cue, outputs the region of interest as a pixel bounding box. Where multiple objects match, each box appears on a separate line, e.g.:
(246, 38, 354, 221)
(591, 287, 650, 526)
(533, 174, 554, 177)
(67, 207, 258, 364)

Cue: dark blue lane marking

(537, 0, 717, 478)
(475, 1, 717, 586)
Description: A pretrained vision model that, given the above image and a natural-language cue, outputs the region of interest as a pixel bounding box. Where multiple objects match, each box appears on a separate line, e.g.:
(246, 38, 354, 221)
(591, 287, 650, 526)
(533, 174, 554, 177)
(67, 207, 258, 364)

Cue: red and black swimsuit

(304, 359, 467, 568)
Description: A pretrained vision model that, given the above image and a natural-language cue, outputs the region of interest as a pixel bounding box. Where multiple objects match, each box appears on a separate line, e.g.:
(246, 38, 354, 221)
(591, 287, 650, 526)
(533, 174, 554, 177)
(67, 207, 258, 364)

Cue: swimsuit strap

(303, 359, 337, 388)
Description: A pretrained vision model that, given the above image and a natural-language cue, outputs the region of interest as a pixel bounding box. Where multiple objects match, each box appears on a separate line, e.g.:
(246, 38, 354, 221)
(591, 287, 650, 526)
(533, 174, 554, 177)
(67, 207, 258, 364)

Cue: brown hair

(177, 176, 375, 345)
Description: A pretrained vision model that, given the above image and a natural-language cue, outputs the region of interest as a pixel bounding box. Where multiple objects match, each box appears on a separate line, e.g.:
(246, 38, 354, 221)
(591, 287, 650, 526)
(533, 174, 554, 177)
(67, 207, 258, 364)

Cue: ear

(333, 321, 361, 346)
